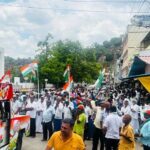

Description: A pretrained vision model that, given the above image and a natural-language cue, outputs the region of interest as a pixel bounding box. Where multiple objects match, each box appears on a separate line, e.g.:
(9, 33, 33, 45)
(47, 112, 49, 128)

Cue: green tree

(36, 39, 101, 86)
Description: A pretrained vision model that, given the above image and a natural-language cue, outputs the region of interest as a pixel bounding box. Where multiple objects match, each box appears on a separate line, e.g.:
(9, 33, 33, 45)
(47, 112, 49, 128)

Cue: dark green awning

(128, 56, 146, 77)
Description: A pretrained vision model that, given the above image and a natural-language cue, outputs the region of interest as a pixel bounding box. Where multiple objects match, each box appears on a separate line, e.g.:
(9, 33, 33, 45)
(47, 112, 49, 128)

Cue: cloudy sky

(0, 0, 149, 58)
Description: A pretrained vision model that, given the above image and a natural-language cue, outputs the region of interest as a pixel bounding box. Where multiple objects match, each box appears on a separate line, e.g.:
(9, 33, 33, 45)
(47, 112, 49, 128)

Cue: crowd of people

(11, 82, 150, 150)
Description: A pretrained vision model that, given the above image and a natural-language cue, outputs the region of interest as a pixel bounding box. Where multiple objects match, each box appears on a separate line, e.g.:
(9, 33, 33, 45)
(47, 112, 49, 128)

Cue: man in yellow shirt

(118, 114, 135, 150)
(45, 118, 85, 150)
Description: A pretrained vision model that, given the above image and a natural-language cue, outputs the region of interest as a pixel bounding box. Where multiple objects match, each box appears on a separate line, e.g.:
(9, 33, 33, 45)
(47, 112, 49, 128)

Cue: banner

(9, 115, 30, 150)
(0, 83, 13, 100)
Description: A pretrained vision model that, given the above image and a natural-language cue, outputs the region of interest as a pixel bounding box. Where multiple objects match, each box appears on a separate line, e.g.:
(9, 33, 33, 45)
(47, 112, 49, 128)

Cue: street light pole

(45, 78, 48, 89)
(24, 77, 28, 91)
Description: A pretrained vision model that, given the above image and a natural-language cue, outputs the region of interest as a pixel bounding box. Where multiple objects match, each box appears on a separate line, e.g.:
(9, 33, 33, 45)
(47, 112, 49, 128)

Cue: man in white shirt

(131, 99, 139, 133)
(26, 94, 37, 137)
(63, 101, 74, 119)
(53, 97, 64, 131)
(103, 106, 122, 150)
(84, 101, 92, 140)
(42, 100, 55, 141)
(49, 92, 55, 106)
(91, 100, 106, 150)
(11, 94, 21, 115)
(36, 95, 46, 133)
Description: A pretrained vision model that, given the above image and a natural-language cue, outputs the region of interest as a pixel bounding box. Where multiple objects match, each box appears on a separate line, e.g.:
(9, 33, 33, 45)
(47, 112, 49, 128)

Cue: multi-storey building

(119, 15, 150, 79)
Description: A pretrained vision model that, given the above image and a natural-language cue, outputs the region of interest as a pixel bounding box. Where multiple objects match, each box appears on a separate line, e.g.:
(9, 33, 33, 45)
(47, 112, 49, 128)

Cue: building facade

(120, 19, 150, 78)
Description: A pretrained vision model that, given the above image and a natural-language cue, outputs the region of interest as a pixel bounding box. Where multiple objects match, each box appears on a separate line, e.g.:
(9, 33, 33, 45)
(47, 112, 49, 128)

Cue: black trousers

(30, 118, 36, 137)
(84, 123, 89, 140)
(42, 121, 53, 140)
(16, 129, 25, 150)
(143, 145, 150, 150)
(105, 138, 119, 150)
(92, 126, 104, 150)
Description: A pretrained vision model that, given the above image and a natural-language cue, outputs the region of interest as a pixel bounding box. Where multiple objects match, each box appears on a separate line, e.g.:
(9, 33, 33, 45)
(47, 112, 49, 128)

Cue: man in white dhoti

(131, 99, 140, 133)
(36, 96, 46, 133)
(26, 94, 37, 137)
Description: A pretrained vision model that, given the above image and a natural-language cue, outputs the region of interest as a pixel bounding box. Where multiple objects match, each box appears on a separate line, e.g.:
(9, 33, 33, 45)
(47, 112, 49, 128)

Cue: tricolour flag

(63, 76, 73, 92)
(20, 61, 38, 77)
(63, 65, 70, 82)
(0, 70, 11, 83)
(94, 69, 105, 89)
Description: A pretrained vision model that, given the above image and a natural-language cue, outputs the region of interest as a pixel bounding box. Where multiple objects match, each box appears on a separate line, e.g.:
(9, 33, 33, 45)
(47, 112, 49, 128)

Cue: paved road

(22, 133, 143, 150)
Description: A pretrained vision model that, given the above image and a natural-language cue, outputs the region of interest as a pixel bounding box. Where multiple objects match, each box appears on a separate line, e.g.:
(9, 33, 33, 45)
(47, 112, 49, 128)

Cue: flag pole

(37, 67, 40, 101)
(68, 65, 70, 101)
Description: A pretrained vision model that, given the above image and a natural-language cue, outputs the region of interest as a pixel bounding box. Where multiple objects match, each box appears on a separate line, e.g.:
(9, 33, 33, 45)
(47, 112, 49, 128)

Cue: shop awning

(128, 56, 146, 77)
(123, 73, 150, 80)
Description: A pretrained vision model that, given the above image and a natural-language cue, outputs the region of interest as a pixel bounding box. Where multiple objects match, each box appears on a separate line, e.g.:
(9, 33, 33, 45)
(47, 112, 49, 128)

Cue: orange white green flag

(20, 62, 38, 77)
(63, 76, 73, 92)
(63, 65, 70, 82)
(94, 68, 105, 89)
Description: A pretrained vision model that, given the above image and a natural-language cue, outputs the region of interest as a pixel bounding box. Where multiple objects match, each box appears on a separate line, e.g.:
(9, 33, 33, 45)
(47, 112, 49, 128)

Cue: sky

(0, 0, 149, 58)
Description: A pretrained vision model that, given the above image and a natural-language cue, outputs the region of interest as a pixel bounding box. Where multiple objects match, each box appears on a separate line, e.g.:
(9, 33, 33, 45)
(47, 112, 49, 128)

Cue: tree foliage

(5, 56, 32, 82)
(36, 40, 101, 86)
(5, 36, 122, 87)
(36, 36, 122, 86)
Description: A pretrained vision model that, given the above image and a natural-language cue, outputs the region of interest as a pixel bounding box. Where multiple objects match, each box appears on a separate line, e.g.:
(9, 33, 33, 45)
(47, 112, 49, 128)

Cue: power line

(0, 4, 149, 14)
(64, 0, 142, 3)
(127, 0, 140, 21)
(129, 31, 150, 33)
(121, 0, 148, 59)
(127, 0, 148, 44)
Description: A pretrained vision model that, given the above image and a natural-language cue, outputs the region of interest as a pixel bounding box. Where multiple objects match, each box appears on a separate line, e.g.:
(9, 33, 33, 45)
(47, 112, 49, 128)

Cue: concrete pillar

(0, 48, 4, 78)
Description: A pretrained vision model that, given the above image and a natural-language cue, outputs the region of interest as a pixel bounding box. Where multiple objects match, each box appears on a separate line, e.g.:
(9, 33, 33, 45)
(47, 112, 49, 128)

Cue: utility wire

(64, 0, 142, 3)
(0, 4, 149, 14)
(121, 0, 150, 71)
(127, 0, 149, 45)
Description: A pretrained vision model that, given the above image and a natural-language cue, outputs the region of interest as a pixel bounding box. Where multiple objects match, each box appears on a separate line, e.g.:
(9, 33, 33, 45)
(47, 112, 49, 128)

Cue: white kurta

(54, 102, 64, 119)
(84, 106, 92, 123)
(121, 105, 131, 116)
(131, 104, 140, 132)
(26, 100, 37, 118)
(63, 106, 72, 119)
(36, 100, 46, 133)
(11, 100, 21, 115)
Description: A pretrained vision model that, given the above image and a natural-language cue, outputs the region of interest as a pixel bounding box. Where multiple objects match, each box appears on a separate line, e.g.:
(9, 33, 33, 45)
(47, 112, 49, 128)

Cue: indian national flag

(94, 69, 105, 89)
(20, 62, 38, 77)
(63, 65, 70, 82)
(63, 76, 73, 92)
